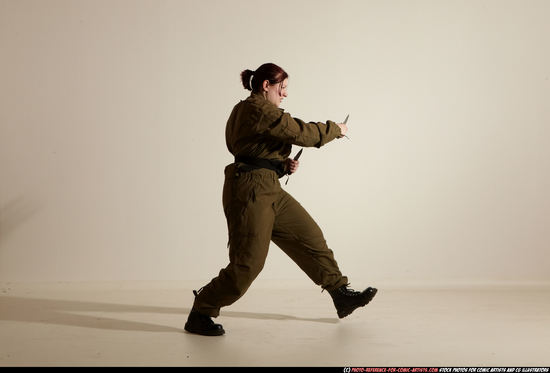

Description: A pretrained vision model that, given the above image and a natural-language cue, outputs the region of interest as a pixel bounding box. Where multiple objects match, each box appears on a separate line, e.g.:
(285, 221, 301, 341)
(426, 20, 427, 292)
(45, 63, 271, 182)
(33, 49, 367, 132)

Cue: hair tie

(249, 72, 254, 91)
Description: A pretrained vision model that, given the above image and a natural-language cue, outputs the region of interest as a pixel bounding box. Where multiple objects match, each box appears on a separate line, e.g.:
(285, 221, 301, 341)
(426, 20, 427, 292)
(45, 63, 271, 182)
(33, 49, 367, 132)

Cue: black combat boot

(184, 311, 225, 336)
(328, 285, 378, 319)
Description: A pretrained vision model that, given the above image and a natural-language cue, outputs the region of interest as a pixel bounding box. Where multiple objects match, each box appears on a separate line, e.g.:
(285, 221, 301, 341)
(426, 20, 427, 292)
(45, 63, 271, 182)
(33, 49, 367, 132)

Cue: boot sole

(184, 324, 225, 336)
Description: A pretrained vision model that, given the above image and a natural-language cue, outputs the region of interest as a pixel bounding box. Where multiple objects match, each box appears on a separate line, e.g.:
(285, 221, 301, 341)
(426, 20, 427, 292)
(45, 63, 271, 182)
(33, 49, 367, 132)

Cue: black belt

(234, 156, 287, 178)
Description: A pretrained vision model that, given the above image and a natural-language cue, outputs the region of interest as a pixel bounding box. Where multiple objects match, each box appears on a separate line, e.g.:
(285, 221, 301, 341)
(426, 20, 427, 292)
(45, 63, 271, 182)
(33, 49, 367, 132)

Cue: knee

(236, 261, 264, 285)
(223, 261, 264, 298)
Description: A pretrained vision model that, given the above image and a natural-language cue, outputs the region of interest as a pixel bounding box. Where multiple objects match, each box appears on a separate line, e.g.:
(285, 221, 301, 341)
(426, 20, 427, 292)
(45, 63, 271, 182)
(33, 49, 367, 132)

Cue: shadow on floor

(0, 295, 337, 333)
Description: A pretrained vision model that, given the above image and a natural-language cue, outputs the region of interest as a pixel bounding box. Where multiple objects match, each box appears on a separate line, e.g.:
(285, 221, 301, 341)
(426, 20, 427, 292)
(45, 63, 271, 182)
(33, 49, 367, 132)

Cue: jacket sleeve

(259, 103, 342, 148)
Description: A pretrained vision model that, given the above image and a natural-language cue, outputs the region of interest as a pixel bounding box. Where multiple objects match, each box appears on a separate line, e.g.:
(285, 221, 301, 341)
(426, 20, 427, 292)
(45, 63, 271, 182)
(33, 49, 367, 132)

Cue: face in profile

(264, 78, 288, 107)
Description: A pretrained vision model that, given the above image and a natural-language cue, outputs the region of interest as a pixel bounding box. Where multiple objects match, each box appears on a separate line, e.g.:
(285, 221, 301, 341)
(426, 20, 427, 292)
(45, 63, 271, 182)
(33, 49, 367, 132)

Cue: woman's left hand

(286, 158, 300, 174)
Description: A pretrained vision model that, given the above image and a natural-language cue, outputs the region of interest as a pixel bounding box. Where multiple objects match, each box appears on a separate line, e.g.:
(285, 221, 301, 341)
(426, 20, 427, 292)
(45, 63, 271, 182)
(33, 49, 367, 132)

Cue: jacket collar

(248, 92, 281, 110)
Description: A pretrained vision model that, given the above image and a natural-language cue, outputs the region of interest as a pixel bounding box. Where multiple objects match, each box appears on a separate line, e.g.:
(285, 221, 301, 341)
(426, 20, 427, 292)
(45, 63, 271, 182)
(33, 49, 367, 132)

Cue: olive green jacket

(226, 93, 342, 162)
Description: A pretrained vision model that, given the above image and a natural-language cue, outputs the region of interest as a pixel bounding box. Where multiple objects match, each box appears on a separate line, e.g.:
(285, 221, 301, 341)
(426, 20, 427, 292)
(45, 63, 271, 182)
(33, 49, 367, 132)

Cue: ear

(262, 80, 270, 92)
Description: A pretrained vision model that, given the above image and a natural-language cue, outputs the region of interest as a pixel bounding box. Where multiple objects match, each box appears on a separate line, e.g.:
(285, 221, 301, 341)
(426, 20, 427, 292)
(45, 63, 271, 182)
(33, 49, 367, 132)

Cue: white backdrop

(1, 0, 549, 286)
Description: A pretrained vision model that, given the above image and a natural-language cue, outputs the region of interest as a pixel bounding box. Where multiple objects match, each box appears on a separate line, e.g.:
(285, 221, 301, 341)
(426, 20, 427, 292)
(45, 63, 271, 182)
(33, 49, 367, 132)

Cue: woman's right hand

(337, 123, 348, 138)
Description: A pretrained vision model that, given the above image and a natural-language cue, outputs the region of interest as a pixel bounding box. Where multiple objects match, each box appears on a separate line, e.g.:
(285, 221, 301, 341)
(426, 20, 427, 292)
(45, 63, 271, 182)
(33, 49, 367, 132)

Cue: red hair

(240, 63, 288, 92)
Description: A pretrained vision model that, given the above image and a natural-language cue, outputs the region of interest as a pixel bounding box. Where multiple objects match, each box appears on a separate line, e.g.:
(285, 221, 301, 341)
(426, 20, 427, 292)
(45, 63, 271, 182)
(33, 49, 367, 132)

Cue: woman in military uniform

(185, 63, 377, 336)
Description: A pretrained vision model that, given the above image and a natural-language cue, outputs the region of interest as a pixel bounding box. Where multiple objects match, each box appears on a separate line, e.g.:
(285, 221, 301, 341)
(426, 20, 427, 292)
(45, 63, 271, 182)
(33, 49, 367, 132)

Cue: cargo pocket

(225, 174, 257, 249)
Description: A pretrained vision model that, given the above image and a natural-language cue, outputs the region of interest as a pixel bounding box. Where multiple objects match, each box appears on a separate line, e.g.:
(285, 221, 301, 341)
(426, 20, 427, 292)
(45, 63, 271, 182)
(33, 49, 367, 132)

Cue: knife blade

(342, 114, 350, 139)
(293, 148, 303, 161)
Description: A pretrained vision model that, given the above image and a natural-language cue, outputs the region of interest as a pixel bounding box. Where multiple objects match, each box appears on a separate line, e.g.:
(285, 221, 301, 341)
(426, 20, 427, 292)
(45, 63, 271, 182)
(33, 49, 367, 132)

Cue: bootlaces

(199, 313, 215, 326)
(339, 284, 361, 296)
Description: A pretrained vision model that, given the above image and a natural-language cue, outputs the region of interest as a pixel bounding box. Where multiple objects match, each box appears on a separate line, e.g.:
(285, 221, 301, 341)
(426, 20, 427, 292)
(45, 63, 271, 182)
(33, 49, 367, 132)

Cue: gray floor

(0, 281, 549, 367)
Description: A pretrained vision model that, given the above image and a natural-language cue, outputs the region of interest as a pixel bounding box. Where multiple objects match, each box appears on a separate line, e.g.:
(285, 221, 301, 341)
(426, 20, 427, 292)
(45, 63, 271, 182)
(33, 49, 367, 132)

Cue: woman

(185, 63, 377, 336)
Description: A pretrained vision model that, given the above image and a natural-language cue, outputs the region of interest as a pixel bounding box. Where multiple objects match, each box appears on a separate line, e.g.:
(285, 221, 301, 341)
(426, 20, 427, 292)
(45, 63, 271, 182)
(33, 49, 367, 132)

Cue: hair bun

(240, 69, 255, 91)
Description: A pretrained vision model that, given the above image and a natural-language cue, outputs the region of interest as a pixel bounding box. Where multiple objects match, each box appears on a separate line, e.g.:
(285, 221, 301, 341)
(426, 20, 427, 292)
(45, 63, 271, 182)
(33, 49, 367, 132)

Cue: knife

(342, 114, 350, 139)
(285, 148, 303, 185)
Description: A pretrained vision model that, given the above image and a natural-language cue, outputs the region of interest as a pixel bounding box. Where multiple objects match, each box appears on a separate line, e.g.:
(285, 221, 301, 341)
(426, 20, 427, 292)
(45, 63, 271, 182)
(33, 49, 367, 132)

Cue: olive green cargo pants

(191, 163, 348, 317)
